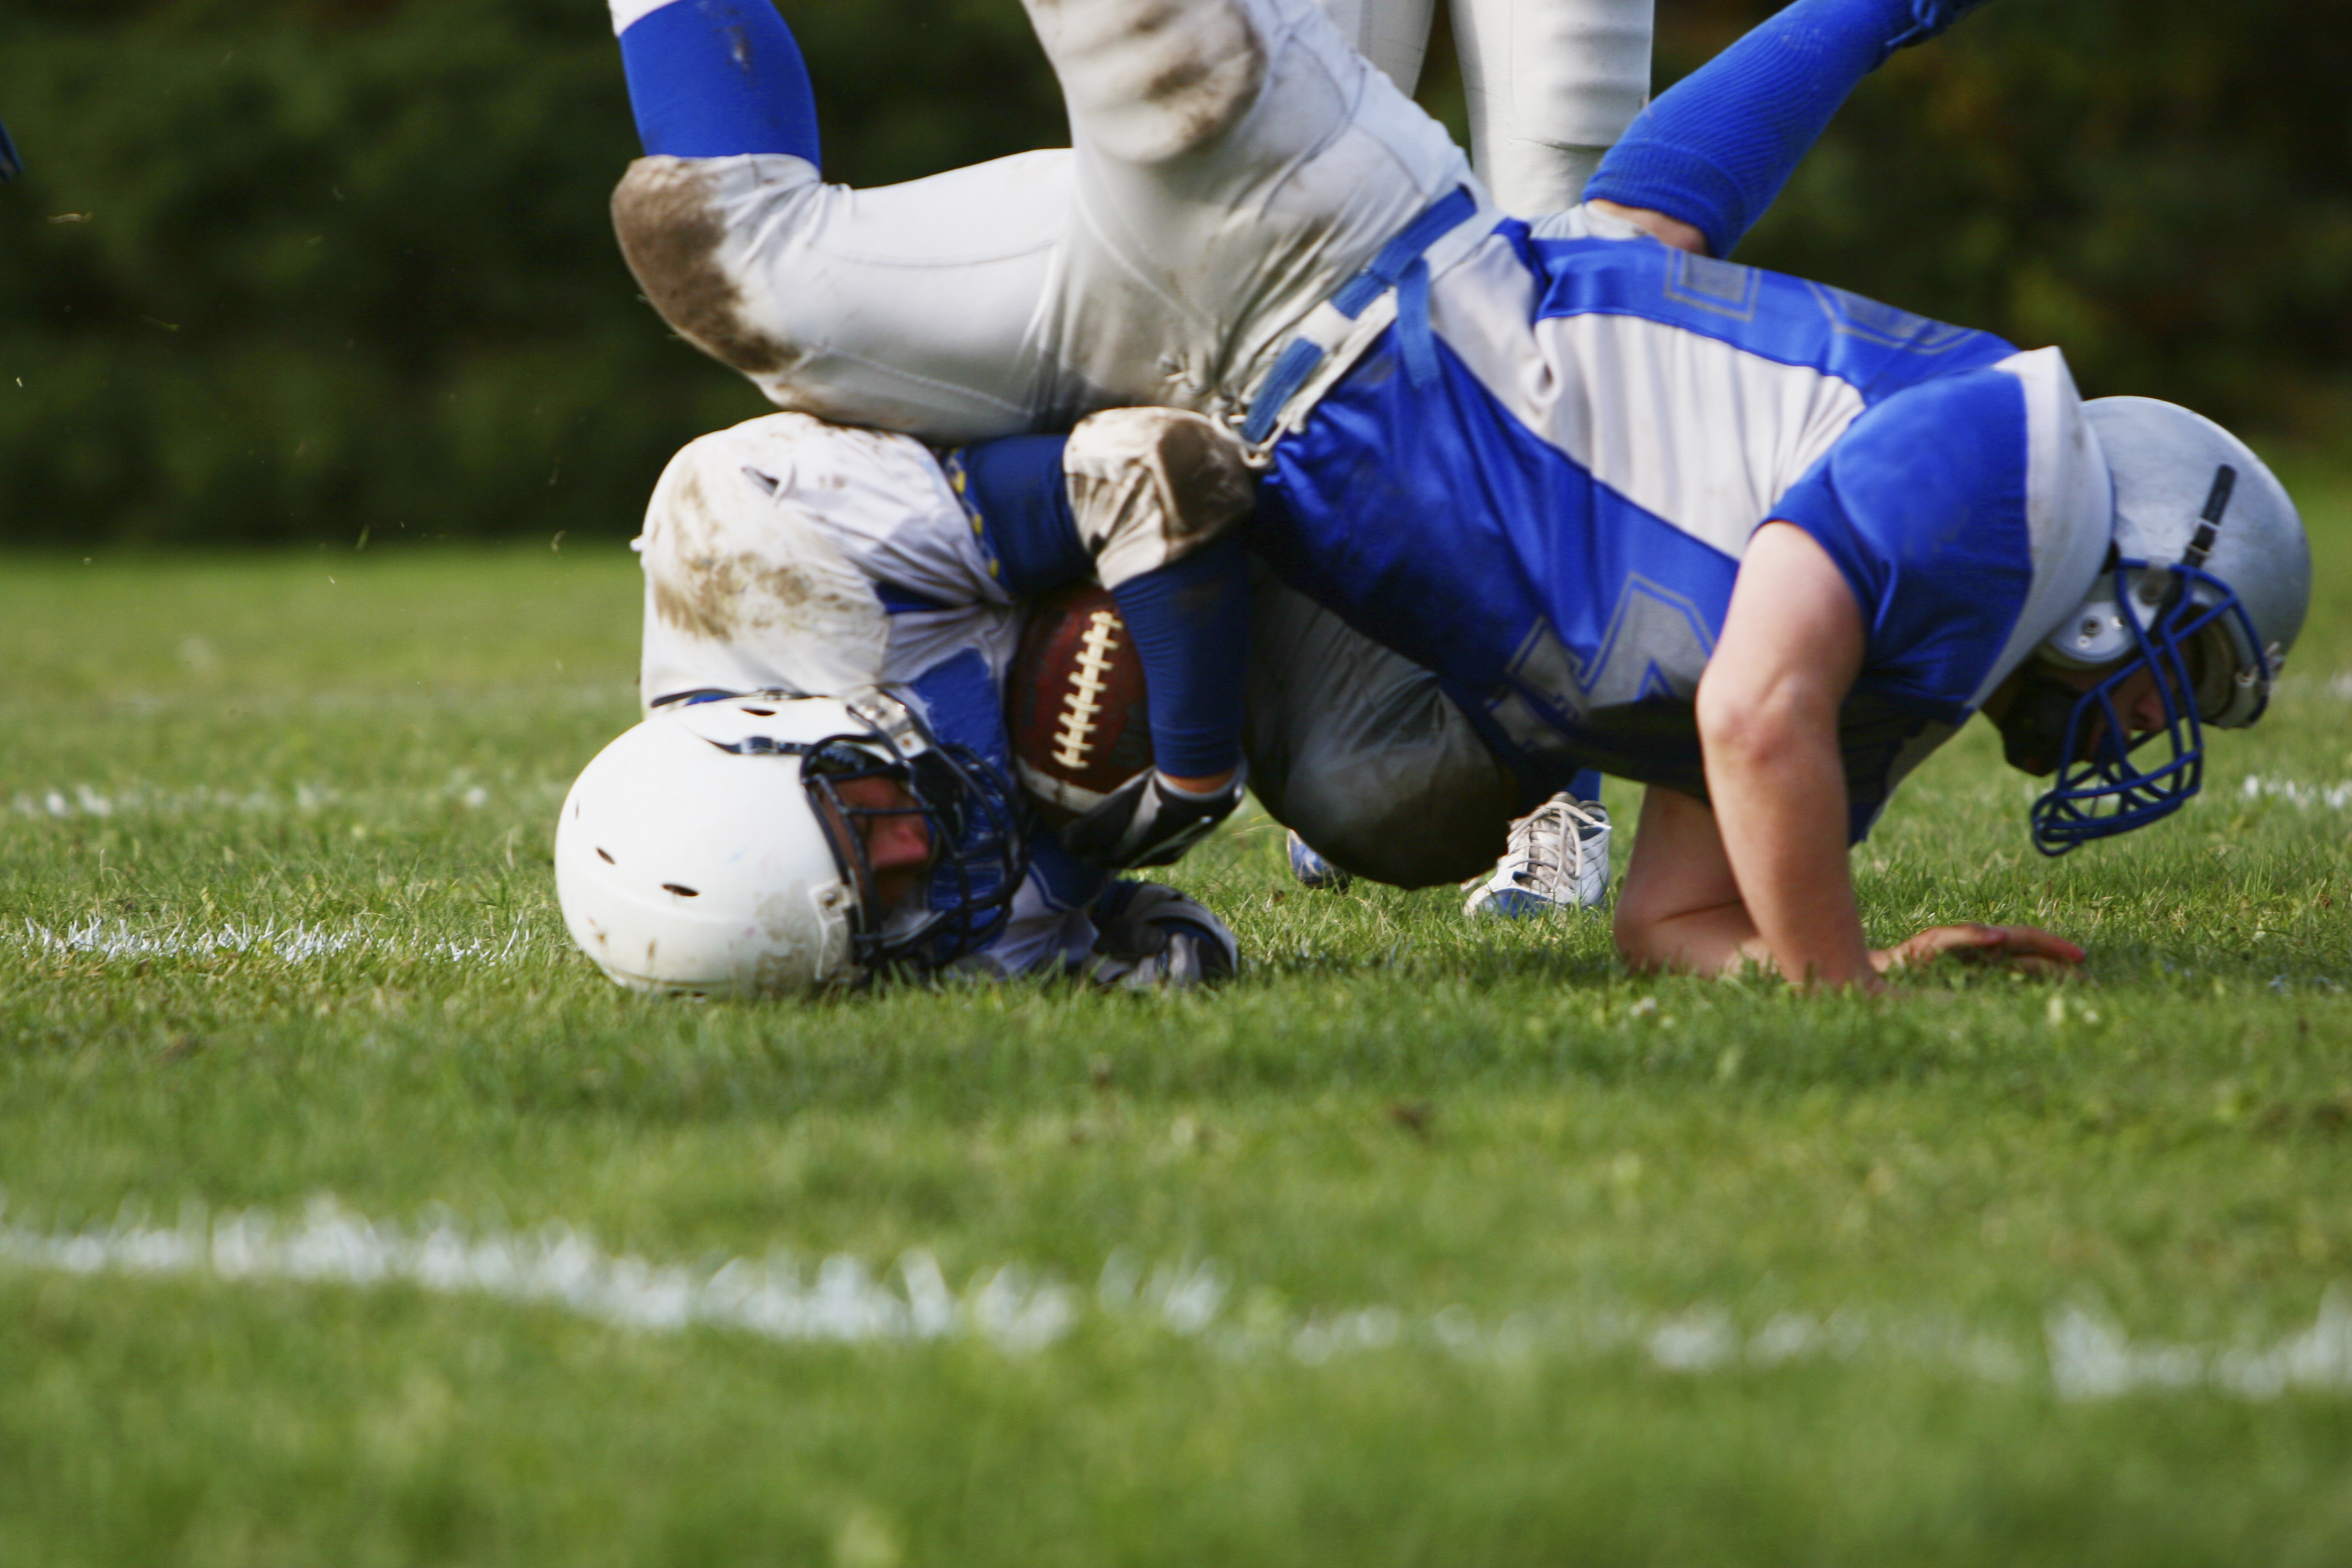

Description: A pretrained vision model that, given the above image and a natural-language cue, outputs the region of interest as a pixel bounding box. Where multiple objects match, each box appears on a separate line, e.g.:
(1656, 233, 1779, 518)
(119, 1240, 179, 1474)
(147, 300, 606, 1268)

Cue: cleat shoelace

(1463, 795, 1610, 916)
(1485, 797, 1604, 890)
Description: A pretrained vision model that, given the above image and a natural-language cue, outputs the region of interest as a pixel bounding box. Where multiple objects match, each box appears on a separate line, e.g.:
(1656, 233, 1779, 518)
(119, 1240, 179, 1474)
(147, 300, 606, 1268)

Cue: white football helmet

(554, 691, 1026, 995)
(2004, 397, 2310, 853)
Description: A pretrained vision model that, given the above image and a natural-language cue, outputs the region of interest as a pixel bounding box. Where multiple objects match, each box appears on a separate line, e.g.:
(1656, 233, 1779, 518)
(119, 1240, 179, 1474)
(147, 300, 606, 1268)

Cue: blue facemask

(2024, 557, 2268, 856)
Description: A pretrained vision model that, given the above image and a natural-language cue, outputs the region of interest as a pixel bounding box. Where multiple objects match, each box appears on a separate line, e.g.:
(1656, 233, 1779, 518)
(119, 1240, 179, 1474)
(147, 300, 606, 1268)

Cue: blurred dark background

(1, 0, 2345, 547)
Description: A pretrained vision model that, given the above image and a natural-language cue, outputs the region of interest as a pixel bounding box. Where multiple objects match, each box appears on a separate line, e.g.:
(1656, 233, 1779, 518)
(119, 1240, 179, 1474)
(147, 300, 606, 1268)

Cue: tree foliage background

(1, 0, 2344, 546)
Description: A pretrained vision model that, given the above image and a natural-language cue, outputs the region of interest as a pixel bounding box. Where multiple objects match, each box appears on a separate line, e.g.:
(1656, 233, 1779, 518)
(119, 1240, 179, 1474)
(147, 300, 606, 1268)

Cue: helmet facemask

(2020, 556, 2269, 856)
(791, 693, 1028, 975)
(2004, 399, 2310, 858)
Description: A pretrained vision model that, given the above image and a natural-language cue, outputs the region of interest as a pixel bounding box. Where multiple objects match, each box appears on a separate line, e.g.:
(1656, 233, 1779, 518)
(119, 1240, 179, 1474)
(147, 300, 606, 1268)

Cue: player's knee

(1029, 0, 1267, 161)
(1065, 407, 1256, 587)
(612, 157, 797, 378)
(1276, 767, 1510, 888)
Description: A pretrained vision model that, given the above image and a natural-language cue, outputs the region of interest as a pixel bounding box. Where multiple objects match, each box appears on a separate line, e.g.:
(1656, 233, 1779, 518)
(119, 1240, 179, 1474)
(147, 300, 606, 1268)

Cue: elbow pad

(1063, 409, 1256, 589)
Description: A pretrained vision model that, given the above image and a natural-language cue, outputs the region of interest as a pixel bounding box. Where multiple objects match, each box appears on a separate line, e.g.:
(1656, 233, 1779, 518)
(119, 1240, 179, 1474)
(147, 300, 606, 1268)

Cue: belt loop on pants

(1240, 184, 1482, 447)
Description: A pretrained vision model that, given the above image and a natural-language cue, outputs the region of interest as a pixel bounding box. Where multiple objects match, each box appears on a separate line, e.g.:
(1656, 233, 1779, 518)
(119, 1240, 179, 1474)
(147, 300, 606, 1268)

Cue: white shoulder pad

(1969, 347, 2116, 705)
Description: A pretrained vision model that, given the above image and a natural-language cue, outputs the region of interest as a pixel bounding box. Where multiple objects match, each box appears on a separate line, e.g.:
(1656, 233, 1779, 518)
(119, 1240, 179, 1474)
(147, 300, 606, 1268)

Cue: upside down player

(558, 0, 1718, 989)
(599, 0, 1686, 918)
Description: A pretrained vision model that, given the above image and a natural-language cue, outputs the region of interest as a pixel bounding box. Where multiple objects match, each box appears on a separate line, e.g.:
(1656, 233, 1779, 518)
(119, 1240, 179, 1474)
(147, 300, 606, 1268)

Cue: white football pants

(615, 0, 1648, 444)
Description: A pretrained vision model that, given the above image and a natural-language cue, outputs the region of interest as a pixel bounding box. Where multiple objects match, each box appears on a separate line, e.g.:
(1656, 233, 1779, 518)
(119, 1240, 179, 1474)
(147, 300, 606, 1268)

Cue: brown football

(1006, 583, 1153, 826)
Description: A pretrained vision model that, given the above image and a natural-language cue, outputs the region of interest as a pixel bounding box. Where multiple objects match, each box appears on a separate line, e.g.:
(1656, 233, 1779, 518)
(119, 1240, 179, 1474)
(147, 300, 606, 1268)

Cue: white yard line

(4, 1197, 2347, 1400)
(13, 917, 538, 966)
(0, 1198, 1074, 1352)
(2240, 775, 2352, 811)
(7, 778, 563, 821)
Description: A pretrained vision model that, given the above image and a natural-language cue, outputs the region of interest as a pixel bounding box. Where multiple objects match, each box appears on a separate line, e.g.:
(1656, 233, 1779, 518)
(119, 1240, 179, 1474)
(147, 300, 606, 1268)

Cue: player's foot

(1286, 830, 1353, 891)
(1462, 795, 1610, 918)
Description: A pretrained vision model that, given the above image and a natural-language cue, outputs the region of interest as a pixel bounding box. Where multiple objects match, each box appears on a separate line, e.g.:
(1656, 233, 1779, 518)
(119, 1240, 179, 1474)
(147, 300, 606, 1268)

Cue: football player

(630, 0, 2314, 987)
(573, 0, 2312, 993)
(596, 0, 1997, 922)
(560, 0, 1779, 994)
(554, 409, 1259, 993)
(922, 2, 2313, 987)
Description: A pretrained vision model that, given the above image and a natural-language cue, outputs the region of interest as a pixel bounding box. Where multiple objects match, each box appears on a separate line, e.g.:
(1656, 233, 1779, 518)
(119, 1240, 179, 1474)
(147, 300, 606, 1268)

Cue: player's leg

(1452, 0, 1653, 215)
(1243, 578, 1522, 887)
(1024, 0, 1487, 426)
(1319, 0, 1438, 95)
(1244, 575, 1615, 906)
(607, 0, 1073, 441)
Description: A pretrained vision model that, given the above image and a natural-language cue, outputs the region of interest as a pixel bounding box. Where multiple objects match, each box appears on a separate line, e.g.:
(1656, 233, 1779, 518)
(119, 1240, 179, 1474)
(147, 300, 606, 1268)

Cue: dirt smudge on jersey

(652, 550, 840, 646)
(1149, 409, 1253, 540)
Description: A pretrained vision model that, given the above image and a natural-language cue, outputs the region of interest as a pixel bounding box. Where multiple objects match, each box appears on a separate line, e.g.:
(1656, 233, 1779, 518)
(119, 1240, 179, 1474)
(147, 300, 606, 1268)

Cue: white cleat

(1462, 794, 1610, 918)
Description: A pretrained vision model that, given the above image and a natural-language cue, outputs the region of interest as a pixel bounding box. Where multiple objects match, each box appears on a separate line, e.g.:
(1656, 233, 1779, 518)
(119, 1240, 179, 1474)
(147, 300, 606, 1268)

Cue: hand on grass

(1873, 924, 2086, 979)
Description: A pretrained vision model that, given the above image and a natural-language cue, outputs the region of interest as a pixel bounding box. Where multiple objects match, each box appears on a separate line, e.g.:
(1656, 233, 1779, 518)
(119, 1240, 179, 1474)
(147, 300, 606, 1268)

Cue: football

(1006, 583, 1153, 825)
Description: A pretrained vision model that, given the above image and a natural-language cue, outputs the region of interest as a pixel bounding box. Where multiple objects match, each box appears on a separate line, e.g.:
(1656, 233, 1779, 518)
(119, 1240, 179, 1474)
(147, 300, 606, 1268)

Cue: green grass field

(4, 494, 2351, 1566)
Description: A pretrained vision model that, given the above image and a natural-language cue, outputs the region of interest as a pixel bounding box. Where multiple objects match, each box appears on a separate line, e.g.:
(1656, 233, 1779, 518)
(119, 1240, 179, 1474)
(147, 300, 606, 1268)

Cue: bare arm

(1612, 783, 1771, 976)
(1614, 524, 2088, 987)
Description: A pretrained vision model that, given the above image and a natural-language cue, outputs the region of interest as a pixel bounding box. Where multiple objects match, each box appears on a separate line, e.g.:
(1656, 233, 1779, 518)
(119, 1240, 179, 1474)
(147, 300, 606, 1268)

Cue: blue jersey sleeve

(1767, 369, 2035, 724)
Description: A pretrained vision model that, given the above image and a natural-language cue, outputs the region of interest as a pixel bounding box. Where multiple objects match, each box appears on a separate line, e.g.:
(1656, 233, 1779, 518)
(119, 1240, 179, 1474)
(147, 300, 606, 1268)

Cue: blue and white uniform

(1252, 208, 2113, 839)
(634, 415, 1115, 977)
(605, 0, 2061, 877)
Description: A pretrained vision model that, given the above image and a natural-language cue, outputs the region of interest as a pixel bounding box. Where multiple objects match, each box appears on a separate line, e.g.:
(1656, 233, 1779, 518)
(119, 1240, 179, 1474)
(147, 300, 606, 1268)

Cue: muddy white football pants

(614, 0, 1649, 440)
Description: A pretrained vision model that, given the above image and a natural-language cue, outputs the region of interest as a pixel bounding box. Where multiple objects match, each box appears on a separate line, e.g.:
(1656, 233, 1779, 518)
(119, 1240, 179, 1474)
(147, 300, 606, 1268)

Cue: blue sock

(617, 0, 821, 164)
(0, 116, 20, 183)
(1584, 0, 1973, 258)
(954, 434, 1247, 778)
(1110, 534, 1251, 781)
(1571, 769, 1602, 805)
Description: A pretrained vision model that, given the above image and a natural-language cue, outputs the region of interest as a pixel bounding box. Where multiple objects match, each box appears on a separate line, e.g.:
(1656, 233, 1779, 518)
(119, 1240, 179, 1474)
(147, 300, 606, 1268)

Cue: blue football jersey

(1255, 212, 2112, 841)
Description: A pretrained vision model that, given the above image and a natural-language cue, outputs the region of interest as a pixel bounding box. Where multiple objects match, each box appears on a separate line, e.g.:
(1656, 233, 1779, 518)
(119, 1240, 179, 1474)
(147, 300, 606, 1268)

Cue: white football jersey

(634, 413, 1106, 977)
